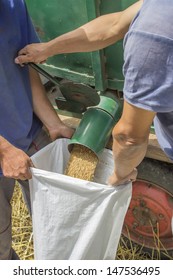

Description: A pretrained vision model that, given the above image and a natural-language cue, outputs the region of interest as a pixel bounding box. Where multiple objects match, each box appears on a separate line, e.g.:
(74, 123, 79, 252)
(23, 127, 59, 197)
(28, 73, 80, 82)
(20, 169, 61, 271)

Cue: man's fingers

(29, 159, 35, 168)
(107, 168, 138, 186)
(15, 55, 32, 65)
(15, 55, 45, 65)
(14, 43, 47, 64)
(20, 176, 27, 181)
(19, 159, 35, 180)
(129, 168, 138, 181)
(14, 47, 29, 64)
(18, 47, 28, 55)
(40, 60, 46, 64)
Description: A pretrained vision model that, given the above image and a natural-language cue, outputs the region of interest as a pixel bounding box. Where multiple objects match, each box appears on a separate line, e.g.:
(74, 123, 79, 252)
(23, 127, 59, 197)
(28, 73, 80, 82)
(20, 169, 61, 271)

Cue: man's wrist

(0, 136, 12, 156)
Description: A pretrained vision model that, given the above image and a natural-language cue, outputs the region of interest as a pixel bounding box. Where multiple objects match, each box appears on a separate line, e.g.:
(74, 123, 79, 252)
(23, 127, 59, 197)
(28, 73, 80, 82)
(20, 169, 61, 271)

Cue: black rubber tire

(122, 157, 173, 260)
(137, 158, 173, 195)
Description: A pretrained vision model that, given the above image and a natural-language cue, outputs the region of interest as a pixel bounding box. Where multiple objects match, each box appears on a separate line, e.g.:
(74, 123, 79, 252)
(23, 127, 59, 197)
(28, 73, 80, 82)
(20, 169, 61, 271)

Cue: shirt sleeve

(123, 32, 173, 113)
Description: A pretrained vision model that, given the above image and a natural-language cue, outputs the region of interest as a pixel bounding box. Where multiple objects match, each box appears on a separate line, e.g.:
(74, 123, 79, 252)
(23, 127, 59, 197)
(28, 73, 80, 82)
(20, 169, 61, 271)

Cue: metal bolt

(140, 200, 146, 207)
(151, 216, 157, 222)
(153, 227, 158, 233)
(158, 213, 164, 219)
(132, 222, 139, 229)
(139, 220, 145, 226)
(144, 207, 149, 213)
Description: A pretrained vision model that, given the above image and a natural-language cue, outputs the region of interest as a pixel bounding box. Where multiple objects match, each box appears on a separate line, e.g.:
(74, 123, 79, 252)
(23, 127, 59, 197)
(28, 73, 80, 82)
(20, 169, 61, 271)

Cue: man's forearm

(46, 12, 123, 56)
(112, 136, 148, 182)
(29, 67, 63, 130)
(46, 0, 143, 56)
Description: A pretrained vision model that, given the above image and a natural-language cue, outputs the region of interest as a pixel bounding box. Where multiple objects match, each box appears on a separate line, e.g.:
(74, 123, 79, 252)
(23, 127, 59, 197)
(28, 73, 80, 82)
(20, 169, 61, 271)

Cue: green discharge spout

(68, 96, 123, 156)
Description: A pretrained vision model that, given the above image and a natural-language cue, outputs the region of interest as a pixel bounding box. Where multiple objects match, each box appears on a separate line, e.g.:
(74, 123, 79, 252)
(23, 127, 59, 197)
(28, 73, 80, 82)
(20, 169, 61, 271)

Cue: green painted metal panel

(25, 0, 137, 91)
(26, 0, 94, 84)
(100, 0, 137, 91)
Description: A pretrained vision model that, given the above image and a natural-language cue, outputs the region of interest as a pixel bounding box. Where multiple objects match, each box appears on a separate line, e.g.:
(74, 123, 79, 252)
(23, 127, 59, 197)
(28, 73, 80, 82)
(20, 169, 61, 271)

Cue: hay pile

(11, 183, 34, 260)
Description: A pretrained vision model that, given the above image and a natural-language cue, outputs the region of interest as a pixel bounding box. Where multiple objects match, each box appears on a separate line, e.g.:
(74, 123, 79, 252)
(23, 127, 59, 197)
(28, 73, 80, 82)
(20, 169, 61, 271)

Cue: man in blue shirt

(109, 0, 173, 185)
(0, 0, 74, 259)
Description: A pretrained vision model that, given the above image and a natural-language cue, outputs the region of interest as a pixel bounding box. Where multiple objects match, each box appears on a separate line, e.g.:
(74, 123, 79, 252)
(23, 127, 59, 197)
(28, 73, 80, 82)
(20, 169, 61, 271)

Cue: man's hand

(14, 43, 48, 65)
(108, 168, 137, 186)
(47, 123, 75, 141)
(0, 139, 34, 180)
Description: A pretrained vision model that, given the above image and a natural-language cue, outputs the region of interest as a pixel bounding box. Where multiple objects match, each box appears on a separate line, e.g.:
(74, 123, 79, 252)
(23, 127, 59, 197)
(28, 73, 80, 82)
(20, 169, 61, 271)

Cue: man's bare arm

(29, 67, 74, 140)
(15, 0, 143, 64)
(108, 101, 156, 186)
(48, 0, 143, 53)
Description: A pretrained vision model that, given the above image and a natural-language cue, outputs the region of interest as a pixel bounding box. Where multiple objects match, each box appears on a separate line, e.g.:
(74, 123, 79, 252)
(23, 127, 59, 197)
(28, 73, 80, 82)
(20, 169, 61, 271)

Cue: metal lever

(29, 62, 61, 86)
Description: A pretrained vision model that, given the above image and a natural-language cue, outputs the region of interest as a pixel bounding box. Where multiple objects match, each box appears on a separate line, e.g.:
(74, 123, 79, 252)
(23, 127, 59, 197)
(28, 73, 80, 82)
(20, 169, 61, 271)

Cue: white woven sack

(29, 138, 132, 260)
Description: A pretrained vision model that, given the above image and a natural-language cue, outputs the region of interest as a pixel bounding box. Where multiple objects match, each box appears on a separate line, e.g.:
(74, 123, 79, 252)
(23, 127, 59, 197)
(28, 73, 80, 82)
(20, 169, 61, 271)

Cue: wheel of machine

(122, 157, 173, 259)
